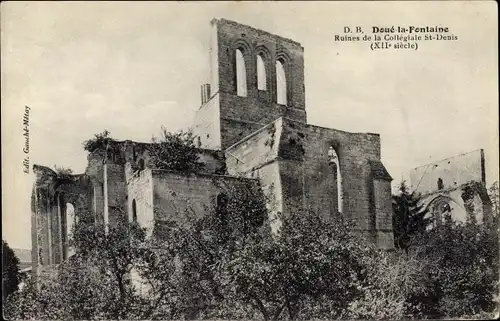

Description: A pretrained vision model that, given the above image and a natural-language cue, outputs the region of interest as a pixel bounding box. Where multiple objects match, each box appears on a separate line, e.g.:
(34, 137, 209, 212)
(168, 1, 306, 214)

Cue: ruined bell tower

(193, 18, 307, 150)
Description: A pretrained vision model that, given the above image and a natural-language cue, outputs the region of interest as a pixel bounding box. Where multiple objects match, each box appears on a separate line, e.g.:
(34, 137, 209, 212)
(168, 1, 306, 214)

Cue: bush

(149, 128, 204, 172)
(347, 249, 433, 320)
(222, 210, 370, 320)
(412, 220, 499, 318)
(2, 240, 20, 301)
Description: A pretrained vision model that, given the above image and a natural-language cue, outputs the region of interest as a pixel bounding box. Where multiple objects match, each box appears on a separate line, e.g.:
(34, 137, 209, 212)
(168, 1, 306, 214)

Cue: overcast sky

(2, 1, 498, 249)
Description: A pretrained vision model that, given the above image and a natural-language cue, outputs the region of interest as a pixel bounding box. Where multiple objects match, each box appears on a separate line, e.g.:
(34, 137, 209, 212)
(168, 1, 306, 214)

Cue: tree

(4, 271, 68, 320)
(82, 129, 126, 166)
(137, 181, 269, 319)
(222, 210, 369, 321)
(4, 209, 152, 320)
(149, 127, 204, 172)
(2, 240, 20, 301)
(392, 181, 432, 253)
(412, 219, 499, 318)
(347, 247, 435, 320)
(54, 165, 73, 176)
(69, 210, 152, 319)
(82, 129, 113, 155)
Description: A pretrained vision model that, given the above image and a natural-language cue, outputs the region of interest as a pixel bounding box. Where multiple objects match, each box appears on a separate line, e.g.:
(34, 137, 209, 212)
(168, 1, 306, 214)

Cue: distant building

(408, 149, 494, 228)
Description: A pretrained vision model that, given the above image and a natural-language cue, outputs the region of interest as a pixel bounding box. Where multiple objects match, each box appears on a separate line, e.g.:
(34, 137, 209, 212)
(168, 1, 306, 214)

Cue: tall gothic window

(276, 59, 287, 105)
(235, 49, 247, 97)
(328, 146, 343, 213)
(257, 54, 267, 90)
(66, 203, 76, 258)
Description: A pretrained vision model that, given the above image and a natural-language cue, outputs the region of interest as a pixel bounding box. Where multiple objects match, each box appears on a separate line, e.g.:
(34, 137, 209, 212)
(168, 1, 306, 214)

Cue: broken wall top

(409, 149, 486, 196)
(85, 139, 227, 180)
(225, 117, 385, 175)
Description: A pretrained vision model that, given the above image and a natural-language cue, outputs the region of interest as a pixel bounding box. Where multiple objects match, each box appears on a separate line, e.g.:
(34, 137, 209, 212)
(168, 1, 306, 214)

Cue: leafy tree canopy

(2, 240, 20, 301)
(82, 129, 113, 154)
(82, 128, 205, 172)
(149, 127, 204, 172)
(411, 219, 499, 318)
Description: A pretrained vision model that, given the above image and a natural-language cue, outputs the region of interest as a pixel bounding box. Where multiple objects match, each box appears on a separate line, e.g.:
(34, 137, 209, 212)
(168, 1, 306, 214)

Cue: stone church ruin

(408, 149, 494, 228)
(31, 18, 399, 275)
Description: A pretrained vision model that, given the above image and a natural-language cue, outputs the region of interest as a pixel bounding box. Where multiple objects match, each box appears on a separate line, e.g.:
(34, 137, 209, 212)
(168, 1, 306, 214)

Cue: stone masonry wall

(225, 117, 393, 247)
(409, 150, 492, 228)
(213, 18, 306, 110)
(127, 168, 155, 237)
(151, 170, 261, 230)
(373, 179, 394, 249)
(409, 149, 485, 195)
(279, 119, 385, 232)
(192, 94, 222, 149)
(225, 119, 284, 232)
(107, 163, 128, 224)
(85, 152, 127, 224)
(89, 143, 228, 227)
(225, 120, 281, 174)
(205, 18, 307, 149)
(219, 93, 308, 149)
(31, 165, 94, 273)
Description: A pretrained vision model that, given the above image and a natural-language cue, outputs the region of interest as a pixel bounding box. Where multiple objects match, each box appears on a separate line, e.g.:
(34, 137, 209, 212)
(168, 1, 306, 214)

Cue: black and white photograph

(2, 1, 499, 320)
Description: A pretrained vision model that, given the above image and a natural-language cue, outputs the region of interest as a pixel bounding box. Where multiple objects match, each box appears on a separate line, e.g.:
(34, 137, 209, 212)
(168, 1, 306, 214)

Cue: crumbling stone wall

(89, 140, 228, 223)
(193, 94, 222, 149)
(106, 163, 127, 224)
(282, 120, 392, 248)
(32, 137, 230, 273)
(224, 120, 284, 232)
(225, 117, 394, 249)
(193, 18, 307, 149)
(409, 150, 493, 227)
(151, 170, 260, 226)
(31, 17, 399, 267)
(127, 168, 154, 236)
(409, 149, 486, 194)
(126, 162, 263, 241)
(31, 165, 93, 274)
(117, 140, 226, 174)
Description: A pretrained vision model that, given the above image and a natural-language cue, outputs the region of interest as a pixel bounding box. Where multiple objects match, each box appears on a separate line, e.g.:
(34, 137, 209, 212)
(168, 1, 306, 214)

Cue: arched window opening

(235, 49, 247, 97)
(132, 199, 137, 223)
(328, 147, 343, 213)
(276, 59, 287, 105)
(428, 196, 468, 229)
(66, 203, 76, 258)
(431, 198, 452, 228)
(257, 54, 267, 90)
